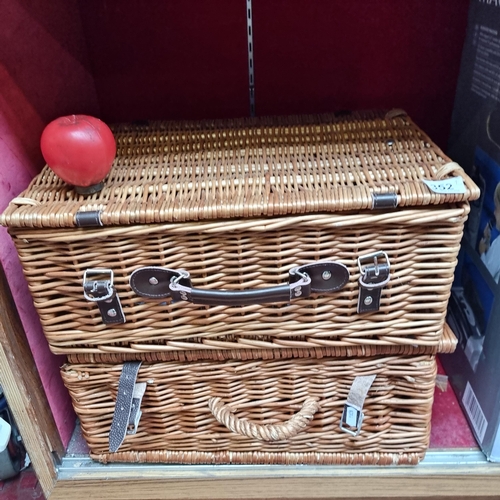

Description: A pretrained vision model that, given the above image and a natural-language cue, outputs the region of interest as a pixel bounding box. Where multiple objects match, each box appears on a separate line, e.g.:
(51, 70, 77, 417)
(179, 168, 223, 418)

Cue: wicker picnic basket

(0, 109, 479, 362)
(61, 352, 438, 466)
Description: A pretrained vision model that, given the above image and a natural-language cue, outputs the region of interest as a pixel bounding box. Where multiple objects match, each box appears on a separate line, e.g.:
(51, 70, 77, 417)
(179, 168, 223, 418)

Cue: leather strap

(340, 374, 377, 436)
(109, 362, 143, 453)
(94, 290, 126, 325)
(130, 260, 350, 306)
(357, 252, 390, 314)
(75, 210, 103, 227)
(357, 263, 390, 314)
(372, 193, 398, 209)
(83, 269, 126, 325)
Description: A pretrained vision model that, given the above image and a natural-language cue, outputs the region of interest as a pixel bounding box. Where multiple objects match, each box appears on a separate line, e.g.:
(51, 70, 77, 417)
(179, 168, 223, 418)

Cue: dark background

(78, 0, 470, 148)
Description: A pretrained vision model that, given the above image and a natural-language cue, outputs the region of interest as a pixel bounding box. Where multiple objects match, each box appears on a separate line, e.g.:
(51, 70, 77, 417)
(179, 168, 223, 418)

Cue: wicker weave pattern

(1, 111, 479, 229)
(1, 110, 477, 360)
(61, 355, 436, 465)
(65, 323, 457, 363)
(11, 206, 466, 358)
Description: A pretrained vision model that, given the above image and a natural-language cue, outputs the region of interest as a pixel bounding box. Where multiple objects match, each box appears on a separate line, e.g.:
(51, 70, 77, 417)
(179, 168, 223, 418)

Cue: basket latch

(83, 268, 126, 324)
(340, 374, 376, 436)
(109, 361, 147, 453)
(357, 251, 390, 314)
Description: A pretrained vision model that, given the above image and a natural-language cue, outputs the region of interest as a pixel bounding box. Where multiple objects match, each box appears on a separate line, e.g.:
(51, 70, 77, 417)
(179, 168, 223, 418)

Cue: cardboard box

(442, 0, 500, 462)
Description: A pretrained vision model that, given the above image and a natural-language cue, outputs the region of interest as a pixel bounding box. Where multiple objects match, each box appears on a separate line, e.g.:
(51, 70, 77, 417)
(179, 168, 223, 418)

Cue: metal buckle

(339, 404, 364, 437)
(83, 268, 115, 302)
(357, 251, 390, 289)
(357, 251, 390, 276)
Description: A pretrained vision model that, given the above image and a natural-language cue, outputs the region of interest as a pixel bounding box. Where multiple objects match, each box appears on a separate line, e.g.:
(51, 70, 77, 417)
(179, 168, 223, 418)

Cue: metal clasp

(356, 252, 391, 314)
(357, 251, 390, 289)
(339, 374, 376, 436)
(169, 270, 192, 301)
(83, 269, 115, 301)
(339, 404, 364, 437)
(83, 268, 126, 324)
(288, 267, 312, 298)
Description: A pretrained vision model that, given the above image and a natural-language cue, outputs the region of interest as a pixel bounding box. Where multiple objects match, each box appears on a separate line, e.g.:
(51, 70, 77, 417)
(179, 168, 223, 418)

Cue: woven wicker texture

(8, 203, 468, 358)
(1, 110, 479, 229)
(65, 321, 456, 364)
(61, 354, 436, 465)
(0, 110, 478, 360)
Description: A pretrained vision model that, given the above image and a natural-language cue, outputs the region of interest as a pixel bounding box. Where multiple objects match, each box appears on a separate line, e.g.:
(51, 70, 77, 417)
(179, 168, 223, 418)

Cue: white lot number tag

(423, 176, 466, 194)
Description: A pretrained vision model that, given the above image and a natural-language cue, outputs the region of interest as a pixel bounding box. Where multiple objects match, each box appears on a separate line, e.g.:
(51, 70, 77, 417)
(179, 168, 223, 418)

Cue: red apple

(40, 115, 116, 194)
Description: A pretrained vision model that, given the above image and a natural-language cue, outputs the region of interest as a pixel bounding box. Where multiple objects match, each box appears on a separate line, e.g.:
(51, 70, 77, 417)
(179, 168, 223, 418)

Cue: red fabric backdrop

(79, 0, 469, 148)
(78, 0, 250, 122)
(253, 0, 470, 148)
(0, 0, 100, 446)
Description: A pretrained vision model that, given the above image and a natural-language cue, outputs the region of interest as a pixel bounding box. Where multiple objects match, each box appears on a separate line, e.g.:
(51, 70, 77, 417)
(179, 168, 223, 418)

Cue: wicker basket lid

(1, 109, 480, 229)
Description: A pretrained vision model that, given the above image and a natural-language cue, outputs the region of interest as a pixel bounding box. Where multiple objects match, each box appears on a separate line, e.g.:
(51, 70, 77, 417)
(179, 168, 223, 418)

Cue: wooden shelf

(50, 450, 500, 500)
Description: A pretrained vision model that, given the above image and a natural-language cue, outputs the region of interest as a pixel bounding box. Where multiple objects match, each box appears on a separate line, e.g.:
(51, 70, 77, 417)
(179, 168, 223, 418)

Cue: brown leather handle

(130, 261, 350, 306)
(207, 397, 320, 441)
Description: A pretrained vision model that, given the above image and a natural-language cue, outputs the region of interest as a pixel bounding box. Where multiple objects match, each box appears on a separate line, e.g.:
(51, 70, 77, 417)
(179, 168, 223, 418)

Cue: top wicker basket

(3, 109, 478, 228)
(1, 109, 479, 362)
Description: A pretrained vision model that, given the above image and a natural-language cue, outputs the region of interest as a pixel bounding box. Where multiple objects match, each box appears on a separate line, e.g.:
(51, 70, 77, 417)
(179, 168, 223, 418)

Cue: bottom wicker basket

(61, 354, 437, 466)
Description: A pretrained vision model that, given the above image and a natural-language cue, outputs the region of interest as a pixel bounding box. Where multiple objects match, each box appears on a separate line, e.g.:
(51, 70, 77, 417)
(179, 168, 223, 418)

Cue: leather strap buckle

(339, 374, 377, 436)
(357, 252, 390, 314)
(83, 268, 126, 324)
(109, 362, 146, 453)
(83, 268, 115, 302)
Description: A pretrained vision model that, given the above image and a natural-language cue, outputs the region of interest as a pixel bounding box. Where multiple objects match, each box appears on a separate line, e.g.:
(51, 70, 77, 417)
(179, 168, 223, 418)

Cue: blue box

(442, 0, 500, 462)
